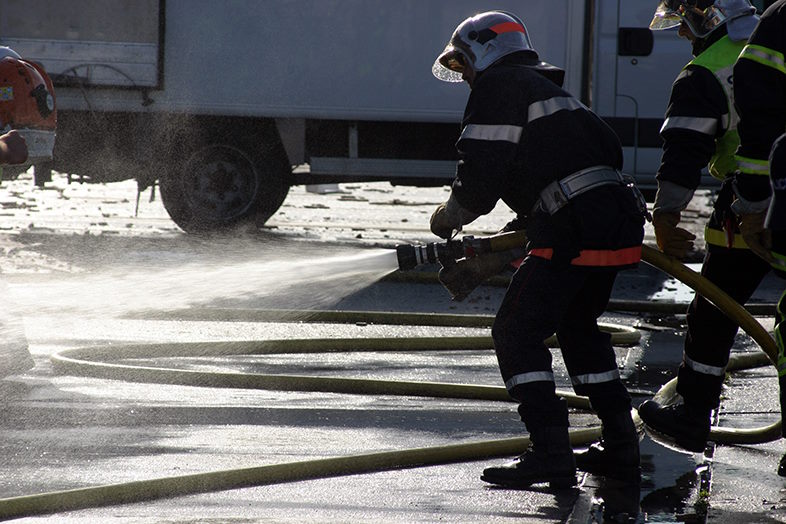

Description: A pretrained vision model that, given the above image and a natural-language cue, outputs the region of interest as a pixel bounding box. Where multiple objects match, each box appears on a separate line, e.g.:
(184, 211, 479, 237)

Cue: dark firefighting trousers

(677, 244, 771, 411)
(491, 255, 632, 430)
(772, 231, 786, 436)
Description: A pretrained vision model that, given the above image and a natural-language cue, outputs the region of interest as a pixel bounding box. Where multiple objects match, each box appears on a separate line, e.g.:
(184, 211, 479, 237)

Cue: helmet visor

(432, 47, 466, 82)
(650, 1, 730, 37)
(650, 1, 683, 30)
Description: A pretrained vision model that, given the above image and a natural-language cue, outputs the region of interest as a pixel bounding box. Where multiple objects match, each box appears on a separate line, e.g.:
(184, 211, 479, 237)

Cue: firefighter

(0, 48, 28, 165)
(731, 0, 786, 474)
(637, 0, 762, 453)
(0, 51, 57, 168)
(430, 11, 646, 488)
(770, 134, 786, 476)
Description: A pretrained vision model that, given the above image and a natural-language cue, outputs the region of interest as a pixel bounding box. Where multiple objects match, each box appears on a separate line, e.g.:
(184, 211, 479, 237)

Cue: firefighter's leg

(639, 245, 771, 452)
(775, 288, 786, 477)
(558, 269, 641, 483)
(481, 256, 579, 489)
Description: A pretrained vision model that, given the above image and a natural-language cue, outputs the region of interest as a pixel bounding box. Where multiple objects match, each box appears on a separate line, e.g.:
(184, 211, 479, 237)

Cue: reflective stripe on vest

(459, 124, 523, 143)
(505, 371, 555, 390)
(687, 36, 746, 180)
(739, 43, 786, 76)
(704, 225, 748, 249)
(527, 246, 641, 266)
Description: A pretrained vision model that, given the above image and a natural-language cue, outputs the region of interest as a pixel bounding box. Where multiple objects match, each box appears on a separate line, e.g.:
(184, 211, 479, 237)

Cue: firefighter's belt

(535, 166, 624, 215)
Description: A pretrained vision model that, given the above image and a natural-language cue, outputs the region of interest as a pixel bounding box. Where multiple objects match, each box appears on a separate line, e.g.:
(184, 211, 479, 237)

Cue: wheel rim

(181, 144, 260, 224)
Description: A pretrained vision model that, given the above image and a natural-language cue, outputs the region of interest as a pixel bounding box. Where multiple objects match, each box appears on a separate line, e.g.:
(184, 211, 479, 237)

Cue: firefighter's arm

(732, 49, 781, 219)
(733, 12, 786, 190)
(730, 20, 786, 264)
(652, 152, 699, 260)
(0, 130, 28, 165)
(430, 192, 481, 239)
(730, 173, 772, 265)
(653, 67, 721, 258)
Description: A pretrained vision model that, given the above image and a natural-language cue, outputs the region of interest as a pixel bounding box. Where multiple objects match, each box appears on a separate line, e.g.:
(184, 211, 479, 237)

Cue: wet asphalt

(0, 173, 783, 522)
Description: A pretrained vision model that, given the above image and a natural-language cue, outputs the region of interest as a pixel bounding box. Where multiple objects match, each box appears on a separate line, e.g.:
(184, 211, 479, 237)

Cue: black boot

(778, 453, 786, 477)
(481, 426, 577, 489)
(574, 411, 641, 483)
(638, 399, 711, 453)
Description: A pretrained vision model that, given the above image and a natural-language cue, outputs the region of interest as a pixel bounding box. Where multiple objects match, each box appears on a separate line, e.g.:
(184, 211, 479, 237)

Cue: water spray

(395, 230, 528, 271)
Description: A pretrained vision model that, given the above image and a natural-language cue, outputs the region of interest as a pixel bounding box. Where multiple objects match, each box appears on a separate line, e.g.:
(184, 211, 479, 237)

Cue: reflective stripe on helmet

(459, 124, 522, 143)
(489, 21, 525, 35)
(505, 371, 555, 390)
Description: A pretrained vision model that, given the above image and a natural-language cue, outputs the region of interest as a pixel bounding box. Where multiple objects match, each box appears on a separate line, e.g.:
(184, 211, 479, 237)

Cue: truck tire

(160, 139, 290, 233)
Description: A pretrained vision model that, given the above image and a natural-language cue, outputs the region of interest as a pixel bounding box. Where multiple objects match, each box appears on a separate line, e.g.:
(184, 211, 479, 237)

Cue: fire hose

(0, 240, 779, 519)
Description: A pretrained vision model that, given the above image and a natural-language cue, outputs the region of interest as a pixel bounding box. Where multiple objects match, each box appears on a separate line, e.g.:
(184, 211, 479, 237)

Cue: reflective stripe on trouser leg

(492, 256, 579, 429)
(556, 267, 631, 415)
(571, 369, 621, 386)
(492, 256, 588, 400)
(505, 371, 555, 390)
(678, 245, 771, 410)
(682, 354, 725, 376)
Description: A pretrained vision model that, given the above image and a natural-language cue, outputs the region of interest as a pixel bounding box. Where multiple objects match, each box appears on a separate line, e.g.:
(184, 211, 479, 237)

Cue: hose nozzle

(395, 230, 528, 271)
(395, 241, 463, 271)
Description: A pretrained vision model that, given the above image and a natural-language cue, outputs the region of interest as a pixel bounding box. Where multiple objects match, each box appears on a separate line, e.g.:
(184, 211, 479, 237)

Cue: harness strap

(535, 166, 624, 215)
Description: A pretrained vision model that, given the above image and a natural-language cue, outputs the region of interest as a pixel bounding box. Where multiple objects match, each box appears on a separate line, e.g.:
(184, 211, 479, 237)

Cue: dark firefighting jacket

(734, 0, 786, 228)
(656, 29, 749, 248)
(449, 54, 644, 268)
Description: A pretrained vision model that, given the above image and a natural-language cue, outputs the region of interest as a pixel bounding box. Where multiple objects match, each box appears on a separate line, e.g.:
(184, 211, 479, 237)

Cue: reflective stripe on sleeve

(527, 96, 586, 123)
(570, 369, 620, 386)
(459, 124, 523, 143)
(684, 354, 725, 377)
(734, 154, 770, 176)
(739, 44, 786, 76)
(660, 115, 718, 136)
(505, 371, 555, 390)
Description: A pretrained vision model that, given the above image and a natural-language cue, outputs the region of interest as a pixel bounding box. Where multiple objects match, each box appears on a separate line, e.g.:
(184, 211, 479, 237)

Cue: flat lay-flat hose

(0, 244, 779, 520)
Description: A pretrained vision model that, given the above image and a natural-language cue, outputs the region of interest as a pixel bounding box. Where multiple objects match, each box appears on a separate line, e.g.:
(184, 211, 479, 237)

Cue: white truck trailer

(2, 0, 759, 232)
